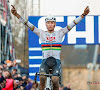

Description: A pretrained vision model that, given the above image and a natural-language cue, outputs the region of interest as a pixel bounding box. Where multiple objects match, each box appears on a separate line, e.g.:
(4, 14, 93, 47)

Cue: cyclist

(11, 5, 90, 90)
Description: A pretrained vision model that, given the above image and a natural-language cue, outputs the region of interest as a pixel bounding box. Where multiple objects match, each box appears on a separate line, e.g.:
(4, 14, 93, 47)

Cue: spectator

(14, 77, 27, 90)
(22, 74, 27, 80)
(5, 60, 12, 67)
(12, 67, 17, 77)
(0, 61, 38, 90)
(3, 78, 14, 90)
(59, 84, 64, 90)
(25, 78, 33, 90)
(21, 81, 27, 90)
(0, 76, 6, 89)
(63, 83, 71, 90)
(25, 78, 38, 90)
(17, 74, 21, 77)
(30, 82, 38, 90)
(32, 82, 38, 90)
(14, 73, 18, 79)
(13, 79, 20, 90)
(15, 77, 23, 86)
(5, 60, 13, 71)
(2, 70, 14, 90)
(3, 70, 13, 79)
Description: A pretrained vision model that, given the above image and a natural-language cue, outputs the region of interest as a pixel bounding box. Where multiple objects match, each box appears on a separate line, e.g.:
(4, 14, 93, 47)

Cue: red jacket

(2, 79, 14, 90)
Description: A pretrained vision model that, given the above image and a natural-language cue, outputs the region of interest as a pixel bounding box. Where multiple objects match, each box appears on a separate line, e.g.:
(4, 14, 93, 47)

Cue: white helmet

(45, 15, 56, 22)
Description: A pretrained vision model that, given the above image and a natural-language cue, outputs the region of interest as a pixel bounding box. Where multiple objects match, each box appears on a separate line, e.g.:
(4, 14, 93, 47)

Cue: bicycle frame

(34, 72, 60, 90)
(45, 75, 52, 90)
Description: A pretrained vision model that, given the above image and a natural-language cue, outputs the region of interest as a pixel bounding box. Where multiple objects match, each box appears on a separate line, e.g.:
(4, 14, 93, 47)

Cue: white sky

(9, 0, 100, 16)
(40, 0, 100, 16)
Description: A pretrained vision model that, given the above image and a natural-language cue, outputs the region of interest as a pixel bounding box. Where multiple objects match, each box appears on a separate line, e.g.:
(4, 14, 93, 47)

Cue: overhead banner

(28, 16, 99, 80)
(28, 16, 100, 45)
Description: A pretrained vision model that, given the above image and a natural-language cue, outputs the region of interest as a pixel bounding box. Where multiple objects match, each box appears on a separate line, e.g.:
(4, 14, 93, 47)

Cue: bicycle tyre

(45, 88, 50, 90)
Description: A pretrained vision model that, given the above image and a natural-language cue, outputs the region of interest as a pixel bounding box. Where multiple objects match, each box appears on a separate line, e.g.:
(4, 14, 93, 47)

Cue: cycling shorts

(39, 57, 61, 75)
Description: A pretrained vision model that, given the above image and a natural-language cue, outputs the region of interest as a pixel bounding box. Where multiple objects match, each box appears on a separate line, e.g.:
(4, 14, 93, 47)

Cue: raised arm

(58, 6, 90, 36)
(67, 6, 90, 31)
(11, 5, 35, 31)
(11, 5, 44, 37)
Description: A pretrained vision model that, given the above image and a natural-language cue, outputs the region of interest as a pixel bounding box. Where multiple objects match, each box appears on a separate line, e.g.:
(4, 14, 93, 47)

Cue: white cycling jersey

(19, 16, 83, 59)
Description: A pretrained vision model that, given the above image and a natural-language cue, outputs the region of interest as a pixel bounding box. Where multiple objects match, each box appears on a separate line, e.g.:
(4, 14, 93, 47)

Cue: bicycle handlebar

(34, 72, 60, 83)
(37, 73, 59, 77)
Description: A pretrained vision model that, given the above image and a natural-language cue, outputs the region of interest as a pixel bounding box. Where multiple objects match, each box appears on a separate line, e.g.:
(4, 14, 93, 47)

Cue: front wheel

(45, 88, 50, 90)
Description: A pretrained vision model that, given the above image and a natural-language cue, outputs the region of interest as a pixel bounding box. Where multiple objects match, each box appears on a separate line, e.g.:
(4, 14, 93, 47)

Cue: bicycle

(34, 72, 60, 90)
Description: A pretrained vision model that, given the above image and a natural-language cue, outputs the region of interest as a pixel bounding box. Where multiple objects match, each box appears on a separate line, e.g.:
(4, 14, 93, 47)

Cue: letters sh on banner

(28, 16, 100, 80)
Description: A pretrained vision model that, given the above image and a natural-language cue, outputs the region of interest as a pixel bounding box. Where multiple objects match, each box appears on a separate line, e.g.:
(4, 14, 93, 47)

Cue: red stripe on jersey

(41, 44, 62, 47)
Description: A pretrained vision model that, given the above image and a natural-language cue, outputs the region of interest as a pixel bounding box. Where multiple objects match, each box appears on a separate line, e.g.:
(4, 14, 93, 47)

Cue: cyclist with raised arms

(11, 5, 90, 90)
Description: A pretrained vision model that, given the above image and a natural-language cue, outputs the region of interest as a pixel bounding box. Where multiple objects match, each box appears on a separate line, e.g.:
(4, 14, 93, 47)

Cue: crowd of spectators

(0, 60, 38, 90)
(0, 59, 72, 90)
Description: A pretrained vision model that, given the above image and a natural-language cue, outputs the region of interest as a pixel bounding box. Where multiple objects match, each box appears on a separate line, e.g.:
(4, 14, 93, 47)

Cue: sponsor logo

(87, 81, 100, 84)
(47, 37, 55, 41)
